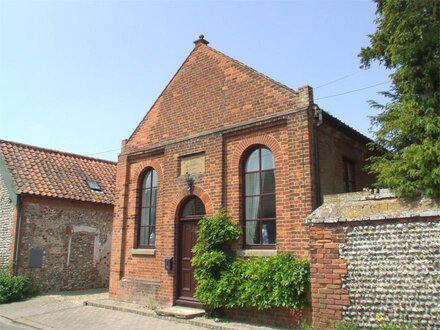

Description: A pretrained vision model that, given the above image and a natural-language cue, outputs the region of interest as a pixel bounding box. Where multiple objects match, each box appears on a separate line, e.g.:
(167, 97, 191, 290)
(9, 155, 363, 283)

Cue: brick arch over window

(231, 135, 283, 173)
(170, 186, 214, 220)
(229, 134, 283, 249)
(131, 159, 164, 186)
(137, 168, 158, 248)
(131, 160, 164, 249)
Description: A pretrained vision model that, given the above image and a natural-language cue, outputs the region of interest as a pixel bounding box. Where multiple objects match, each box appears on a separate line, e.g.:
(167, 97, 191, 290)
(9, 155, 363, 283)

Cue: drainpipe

(313, 104, 323, 208)
(13, 196, 23, 274)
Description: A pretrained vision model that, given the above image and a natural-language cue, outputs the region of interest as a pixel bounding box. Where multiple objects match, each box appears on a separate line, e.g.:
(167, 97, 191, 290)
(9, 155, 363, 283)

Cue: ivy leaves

(191, 212, 310, 311)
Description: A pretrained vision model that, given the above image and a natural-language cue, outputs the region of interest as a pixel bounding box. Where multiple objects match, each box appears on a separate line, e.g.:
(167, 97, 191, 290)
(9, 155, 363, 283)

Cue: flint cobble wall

(341, 221, 440, 328)
(0, 172, 13, 267)
(19, 197, 113, 292)
(308, 192, 440, 329)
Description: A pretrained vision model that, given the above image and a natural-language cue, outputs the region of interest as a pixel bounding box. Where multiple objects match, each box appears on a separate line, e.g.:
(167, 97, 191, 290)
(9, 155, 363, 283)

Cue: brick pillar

(309, 225, 350, 329)
(109, 154, 129, 298)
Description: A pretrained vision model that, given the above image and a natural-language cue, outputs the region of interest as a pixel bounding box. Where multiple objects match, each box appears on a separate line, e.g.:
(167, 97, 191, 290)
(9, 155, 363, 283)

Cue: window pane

(245, 149, 260, 172)
(151, 170, 158, 187)
(139, 226, 148, 245)
(245, 172, 260, 195)
(143, 189, 151, 207)
(149, 227, 156, 245)
(150, 207, 156, 226)
(150, 188, 157, 206)
(262, 221, 276, 244)
(246, 221, 259, 245)
(261, 195, 276, 218)
(261, 148, 274, 170)
(141, 208, 150, 226)
(194, 198, 206, 215)
(245, 196, 260, 220)
(143, 171, 151, 188)
(261, 170, 275, 193)
(181, 198, 194, 217)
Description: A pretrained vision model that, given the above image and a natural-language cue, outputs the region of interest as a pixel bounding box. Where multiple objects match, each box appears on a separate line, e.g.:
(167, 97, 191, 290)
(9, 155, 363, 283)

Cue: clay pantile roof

(0, 140, 116, 205)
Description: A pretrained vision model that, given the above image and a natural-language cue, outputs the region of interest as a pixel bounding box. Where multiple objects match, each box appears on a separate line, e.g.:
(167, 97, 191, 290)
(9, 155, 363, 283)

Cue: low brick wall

(307, 191, 440, 329)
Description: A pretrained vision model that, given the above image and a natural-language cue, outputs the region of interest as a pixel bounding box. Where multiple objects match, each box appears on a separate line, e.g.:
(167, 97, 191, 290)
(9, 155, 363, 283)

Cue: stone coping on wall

(307, 189, 440, 225)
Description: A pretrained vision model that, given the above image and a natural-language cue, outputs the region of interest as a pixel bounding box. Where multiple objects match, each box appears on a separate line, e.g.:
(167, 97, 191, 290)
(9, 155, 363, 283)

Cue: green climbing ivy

(192, 211, 310, 311)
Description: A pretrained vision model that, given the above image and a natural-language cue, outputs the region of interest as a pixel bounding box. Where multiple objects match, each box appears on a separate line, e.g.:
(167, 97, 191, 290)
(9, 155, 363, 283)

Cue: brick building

(109, 36, 373, 325)
(0, 140, 116, 292)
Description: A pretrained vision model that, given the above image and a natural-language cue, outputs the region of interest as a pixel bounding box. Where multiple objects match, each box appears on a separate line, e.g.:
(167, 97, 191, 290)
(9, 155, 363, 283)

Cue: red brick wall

(110, 41, 371, 328)
(319, 123, 374, 196)
(309, 225, 350, 329)
(126, 43, 310, 153)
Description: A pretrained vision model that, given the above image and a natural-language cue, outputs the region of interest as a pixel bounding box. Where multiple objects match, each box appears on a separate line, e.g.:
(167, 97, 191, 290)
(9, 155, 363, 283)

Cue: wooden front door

(177, 197, 206, 305)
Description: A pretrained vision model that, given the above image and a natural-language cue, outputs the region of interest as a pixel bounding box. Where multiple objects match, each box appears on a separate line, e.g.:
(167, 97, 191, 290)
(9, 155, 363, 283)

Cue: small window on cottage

(138, 169, 158, 247)
(343, 158, 356, 192)
(243, 146, 276, 248)
(86, 179, 101, 192)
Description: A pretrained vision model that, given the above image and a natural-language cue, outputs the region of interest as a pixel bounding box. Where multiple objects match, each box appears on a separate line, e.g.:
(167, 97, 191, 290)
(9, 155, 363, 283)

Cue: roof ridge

(0, 139, 117, 165)
(206, 45, 300, 96)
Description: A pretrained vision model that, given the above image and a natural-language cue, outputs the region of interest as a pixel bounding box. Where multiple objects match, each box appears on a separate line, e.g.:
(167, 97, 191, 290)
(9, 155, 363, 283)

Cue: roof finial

(194, 34, 209, 46)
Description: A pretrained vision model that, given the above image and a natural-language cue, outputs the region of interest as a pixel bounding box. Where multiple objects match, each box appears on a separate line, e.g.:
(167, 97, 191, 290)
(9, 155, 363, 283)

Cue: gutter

(312, 104, 323, 208)
(13, 196, 23, 274)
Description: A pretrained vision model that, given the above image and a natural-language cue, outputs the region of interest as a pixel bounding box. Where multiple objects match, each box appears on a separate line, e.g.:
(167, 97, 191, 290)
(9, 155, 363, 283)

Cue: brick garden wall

(0, 172, 14, 267)
(308, 192, 440, 329)
(18, 197, 113, 292)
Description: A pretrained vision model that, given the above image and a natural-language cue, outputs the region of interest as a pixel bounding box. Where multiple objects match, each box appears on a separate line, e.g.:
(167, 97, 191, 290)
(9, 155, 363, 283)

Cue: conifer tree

(360, 0, 440, 197)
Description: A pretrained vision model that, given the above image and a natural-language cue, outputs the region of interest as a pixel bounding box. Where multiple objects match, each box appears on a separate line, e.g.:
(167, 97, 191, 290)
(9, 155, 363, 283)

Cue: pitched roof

(125, 41, 309, 152)
(0, 140, 116, 205)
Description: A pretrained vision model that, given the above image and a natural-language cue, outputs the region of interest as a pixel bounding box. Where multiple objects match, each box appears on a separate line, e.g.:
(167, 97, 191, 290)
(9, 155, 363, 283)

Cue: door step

(156, 305, 206, 319)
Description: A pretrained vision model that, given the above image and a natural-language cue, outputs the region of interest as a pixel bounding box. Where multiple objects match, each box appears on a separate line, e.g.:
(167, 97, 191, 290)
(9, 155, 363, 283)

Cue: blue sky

(0, 0, 390, 161)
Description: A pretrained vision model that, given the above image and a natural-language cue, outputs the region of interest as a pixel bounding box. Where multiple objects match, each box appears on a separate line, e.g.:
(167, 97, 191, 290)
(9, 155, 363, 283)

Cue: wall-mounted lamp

(185, 172, 194, 193)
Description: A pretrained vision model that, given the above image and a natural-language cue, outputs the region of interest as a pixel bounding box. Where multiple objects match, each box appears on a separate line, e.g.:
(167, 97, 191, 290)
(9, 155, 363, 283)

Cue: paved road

(0, 292, 204, 330)
(0, 316, 30, 329)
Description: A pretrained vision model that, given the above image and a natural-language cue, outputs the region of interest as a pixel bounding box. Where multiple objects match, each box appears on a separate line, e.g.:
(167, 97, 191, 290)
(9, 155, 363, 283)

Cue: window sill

(132, 248, 156, 256)
(236, 249, 277, 257)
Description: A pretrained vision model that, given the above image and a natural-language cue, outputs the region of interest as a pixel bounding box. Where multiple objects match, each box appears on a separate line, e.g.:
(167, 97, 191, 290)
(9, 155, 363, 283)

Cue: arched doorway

(176, 196, 206, 305)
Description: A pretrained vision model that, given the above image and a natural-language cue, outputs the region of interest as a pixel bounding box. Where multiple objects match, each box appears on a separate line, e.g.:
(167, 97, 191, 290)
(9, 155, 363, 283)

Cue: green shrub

(332, 321, 362, 330)
(192, 211, 310, 312)
(0, 267, 35, 303)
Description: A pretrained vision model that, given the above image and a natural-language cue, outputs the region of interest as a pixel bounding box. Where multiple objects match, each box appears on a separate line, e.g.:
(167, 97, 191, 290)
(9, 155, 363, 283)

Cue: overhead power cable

(314, 70, 362, 89)
(315, 81, 391, 100)
(84, 81, 390, 157)
(86, 148, 120, 156)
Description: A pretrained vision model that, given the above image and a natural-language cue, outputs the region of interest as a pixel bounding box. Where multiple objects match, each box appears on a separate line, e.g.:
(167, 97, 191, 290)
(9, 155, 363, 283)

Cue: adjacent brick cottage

(0, 140, 116, 291)
(110, 36, 373, 326)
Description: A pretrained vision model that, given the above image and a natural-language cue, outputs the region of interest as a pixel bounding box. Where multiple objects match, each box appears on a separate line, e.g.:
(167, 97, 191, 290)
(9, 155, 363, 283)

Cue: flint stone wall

(308, 190, 440, 329)
(341, 221, 440, 328)
(20, 198, 113, 292)
(0, 172, 13, 267)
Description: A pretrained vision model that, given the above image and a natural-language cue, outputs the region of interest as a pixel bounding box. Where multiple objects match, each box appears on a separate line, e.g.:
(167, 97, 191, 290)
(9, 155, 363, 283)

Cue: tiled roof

(0, 140, 116, 205)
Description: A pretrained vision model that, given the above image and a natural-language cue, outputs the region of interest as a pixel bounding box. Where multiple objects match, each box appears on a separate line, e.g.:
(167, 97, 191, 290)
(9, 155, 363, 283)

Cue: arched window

(180, 197, 206, 219)
(243, 147, 276, 247)
(138, 169, 158, 247)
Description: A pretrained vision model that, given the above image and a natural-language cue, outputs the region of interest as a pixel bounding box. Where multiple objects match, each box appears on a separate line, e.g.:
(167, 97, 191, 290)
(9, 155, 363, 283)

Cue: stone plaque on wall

(180, 153, 205, 176)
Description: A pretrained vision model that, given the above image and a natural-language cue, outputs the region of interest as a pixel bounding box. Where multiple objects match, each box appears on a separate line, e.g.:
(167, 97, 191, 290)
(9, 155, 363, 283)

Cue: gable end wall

(0, 171, 14, 267)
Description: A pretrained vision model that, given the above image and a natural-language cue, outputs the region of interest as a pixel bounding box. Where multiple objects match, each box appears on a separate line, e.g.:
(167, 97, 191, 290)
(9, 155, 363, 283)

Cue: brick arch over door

(170, 186, 214, 219)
